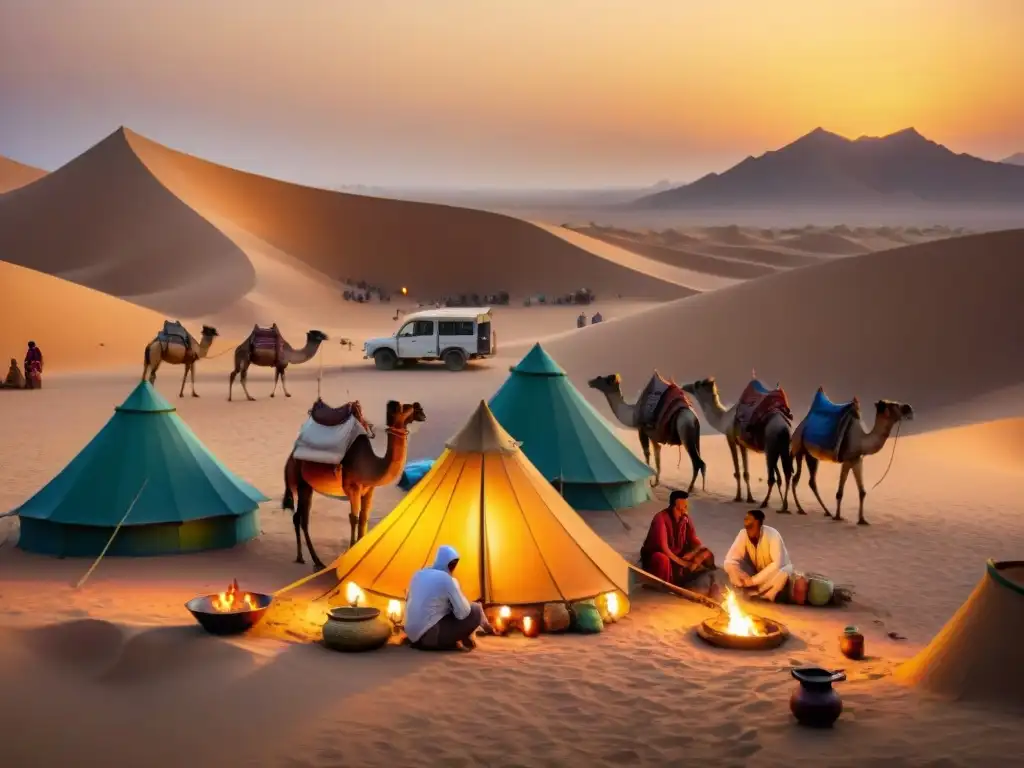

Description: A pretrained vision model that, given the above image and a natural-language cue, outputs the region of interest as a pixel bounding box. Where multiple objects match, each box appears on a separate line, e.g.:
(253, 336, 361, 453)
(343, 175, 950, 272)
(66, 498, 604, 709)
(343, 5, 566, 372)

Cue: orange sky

(1, 0, 1022, 187)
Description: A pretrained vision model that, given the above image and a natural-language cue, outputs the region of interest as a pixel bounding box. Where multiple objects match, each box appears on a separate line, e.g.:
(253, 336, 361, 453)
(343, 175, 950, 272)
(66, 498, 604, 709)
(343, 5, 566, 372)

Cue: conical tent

(15, 381, 268, 557)
(895, 559, 1024, 709)
(285, 400, 631, 607)
(488, 343, 652, 511)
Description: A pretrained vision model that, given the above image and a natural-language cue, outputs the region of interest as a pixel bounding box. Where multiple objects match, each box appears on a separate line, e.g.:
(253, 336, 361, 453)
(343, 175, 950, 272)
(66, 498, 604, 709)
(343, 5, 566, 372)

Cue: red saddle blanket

(735, 381, 792, 452)
(651, 384, 693, 445)
(250, 325, 284, 357)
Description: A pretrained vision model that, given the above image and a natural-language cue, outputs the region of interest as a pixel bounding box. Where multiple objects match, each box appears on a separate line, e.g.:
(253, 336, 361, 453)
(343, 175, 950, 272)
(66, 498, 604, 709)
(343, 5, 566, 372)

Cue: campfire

(210, 579, 259, 613)
(696, 589, 788, 650)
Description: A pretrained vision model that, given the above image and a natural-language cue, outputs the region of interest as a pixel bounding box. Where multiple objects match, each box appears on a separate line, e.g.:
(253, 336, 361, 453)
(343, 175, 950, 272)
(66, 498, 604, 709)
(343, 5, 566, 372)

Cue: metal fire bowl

(185, 592, 274, 636)
(696, 614, 789, 650)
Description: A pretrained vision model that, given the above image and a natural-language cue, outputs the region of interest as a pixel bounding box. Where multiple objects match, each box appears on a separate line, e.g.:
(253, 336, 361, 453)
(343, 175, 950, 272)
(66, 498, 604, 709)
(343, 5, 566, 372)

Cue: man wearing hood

(405, 545, 492, 650)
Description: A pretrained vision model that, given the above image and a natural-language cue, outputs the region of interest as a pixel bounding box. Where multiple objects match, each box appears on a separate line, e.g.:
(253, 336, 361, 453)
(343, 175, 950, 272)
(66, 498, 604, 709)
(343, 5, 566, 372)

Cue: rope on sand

(74, 478, 149, 589)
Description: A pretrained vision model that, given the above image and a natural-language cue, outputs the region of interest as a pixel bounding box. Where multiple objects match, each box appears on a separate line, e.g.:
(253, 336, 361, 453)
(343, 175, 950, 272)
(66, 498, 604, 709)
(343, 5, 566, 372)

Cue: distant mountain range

(634, 128, 1024, 209)
(1002, 152, 1024, 167)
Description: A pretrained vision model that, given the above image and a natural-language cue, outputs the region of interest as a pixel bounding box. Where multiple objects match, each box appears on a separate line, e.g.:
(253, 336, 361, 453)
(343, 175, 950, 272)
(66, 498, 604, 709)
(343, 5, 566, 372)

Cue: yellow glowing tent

(282, 400, 631, 607)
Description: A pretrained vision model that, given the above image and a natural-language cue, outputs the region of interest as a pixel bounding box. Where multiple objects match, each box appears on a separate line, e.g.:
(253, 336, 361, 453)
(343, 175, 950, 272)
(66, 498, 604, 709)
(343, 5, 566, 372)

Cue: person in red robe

(640, 490, 718, 594)
(24, 341, 43, 389)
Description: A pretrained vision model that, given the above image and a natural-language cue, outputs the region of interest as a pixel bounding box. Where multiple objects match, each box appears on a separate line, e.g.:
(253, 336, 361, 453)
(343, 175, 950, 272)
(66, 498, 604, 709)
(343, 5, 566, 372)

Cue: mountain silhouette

(634, 128, 1024, 208)
(1002, 152, 1024, 167)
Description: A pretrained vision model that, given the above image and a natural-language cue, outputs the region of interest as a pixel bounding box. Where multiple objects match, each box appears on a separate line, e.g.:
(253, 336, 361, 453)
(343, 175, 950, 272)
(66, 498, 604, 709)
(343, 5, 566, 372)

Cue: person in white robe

(723, 509, 794, 602)
(405, 545, 493, 650)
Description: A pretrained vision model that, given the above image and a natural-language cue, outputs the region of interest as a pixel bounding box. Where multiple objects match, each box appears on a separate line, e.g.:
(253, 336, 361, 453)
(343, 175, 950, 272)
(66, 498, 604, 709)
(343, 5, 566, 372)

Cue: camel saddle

(735, 380, 793, 452)
(293, 398, 369, 465)
(157, 320, 198, 355)
(249, 324, 284, 361)
(637, 371, 693, 445)
(802, 388, 860, 462)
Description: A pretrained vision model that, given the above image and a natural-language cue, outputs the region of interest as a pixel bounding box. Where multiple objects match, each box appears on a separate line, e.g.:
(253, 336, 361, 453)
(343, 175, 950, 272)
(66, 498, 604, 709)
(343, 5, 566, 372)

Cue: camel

(587, 373, 706, 493)
(283, 400, 426, 570)
(791, 395, 914, 525)
(141, 325, 219, 398)
(682, 378, 794, 512)
(228, 326, 328, 401)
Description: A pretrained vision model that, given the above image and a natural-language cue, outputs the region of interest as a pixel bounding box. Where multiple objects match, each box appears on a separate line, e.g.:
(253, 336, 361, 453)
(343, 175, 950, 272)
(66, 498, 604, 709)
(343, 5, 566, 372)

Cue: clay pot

(839, 627, 865, 660)
(790, 668, 846, 728)
(322, 607, 391, 652)
(790, 575, 809, 605)
(542, 603, 571, 633)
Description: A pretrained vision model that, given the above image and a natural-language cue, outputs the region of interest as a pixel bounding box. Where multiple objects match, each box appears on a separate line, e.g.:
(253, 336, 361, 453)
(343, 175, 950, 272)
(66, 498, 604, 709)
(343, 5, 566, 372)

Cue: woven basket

(322, 607, 391, 652)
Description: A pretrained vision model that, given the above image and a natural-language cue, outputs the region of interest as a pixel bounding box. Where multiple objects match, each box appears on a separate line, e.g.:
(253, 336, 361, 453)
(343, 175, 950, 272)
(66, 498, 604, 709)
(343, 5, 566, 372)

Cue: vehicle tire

(443, 349, 467, 372)
(374, 349, 398, 370)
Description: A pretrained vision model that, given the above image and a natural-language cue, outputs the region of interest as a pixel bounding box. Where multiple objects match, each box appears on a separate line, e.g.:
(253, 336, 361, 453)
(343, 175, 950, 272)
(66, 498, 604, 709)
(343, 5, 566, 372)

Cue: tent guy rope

(74, 478, 149, 589)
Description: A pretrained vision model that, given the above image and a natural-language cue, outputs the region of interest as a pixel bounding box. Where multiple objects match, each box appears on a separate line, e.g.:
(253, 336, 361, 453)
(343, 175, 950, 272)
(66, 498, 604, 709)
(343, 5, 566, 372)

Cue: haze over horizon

(2, 0, 1022, 189)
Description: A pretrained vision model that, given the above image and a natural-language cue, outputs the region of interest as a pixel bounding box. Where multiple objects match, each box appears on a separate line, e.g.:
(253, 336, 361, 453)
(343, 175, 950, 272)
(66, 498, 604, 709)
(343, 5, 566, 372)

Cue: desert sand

(1, 131, 1022, 767)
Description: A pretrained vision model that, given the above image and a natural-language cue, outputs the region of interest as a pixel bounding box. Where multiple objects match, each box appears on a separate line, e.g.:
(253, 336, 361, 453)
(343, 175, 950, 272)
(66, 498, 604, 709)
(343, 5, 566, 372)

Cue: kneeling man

(405, 545, 493, 651)
(640, 490, 717, 594)
(723, 509, 793, 602)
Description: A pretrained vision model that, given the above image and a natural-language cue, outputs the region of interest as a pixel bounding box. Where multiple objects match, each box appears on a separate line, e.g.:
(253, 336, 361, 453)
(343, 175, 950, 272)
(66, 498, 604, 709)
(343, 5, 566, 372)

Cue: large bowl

(185, 592, 274, 636)
(696, 613, 789, 650)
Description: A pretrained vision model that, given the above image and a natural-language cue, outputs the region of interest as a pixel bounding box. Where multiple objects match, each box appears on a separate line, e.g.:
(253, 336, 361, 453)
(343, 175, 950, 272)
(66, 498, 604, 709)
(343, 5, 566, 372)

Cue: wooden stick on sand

(74, 478, 149, 589)
(628, 563, 722, 611)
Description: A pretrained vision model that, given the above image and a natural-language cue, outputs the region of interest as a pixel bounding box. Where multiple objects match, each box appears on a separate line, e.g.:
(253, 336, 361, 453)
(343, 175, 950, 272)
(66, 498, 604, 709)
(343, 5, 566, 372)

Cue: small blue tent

(15, 381, 268, 557)
(488, 343, 653, 511)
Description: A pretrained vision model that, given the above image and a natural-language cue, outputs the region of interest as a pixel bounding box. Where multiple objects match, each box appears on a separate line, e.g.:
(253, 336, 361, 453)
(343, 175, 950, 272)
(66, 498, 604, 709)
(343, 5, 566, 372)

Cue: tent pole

(628, 564, 722, 611)
(74, 478, 149, 589)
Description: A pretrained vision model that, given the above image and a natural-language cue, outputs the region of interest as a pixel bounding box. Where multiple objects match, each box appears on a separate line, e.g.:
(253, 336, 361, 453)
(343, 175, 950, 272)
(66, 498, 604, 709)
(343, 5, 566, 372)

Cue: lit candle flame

(522, 616, 535, 636)
(498, 606, 511, 619)
(345, 582, 363, 607)
(387, 599, 402, 621)
(604, 592, 619, 619)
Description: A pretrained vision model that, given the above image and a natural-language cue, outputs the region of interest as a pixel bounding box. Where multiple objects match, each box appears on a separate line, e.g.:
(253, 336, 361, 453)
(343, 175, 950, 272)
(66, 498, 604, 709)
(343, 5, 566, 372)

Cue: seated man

(640, 490, 718, 595)
(405, 545, 493, 651)
(4, 359, 24, 388)
(723, 509, 794, 602)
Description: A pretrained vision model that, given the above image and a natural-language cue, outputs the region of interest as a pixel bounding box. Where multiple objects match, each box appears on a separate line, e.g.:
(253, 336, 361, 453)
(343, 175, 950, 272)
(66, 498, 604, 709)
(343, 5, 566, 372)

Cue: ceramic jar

(322, 607, 391, 652)
(790, 668, 846, 727)
(839, 626, 865, 660)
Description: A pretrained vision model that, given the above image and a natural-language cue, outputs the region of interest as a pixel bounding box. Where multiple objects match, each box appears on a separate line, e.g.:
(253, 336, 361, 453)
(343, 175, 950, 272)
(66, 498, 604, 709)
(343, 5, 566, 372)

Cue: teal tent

(15, 381, 267, 557)
(488, 343, 653, 511)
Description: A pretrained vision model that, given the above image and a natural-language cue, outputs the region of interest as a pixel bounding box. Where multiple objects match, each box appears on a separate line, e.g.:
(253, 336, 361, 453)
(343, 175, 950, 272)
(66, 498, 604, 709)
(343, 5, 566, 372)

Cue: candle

(345, 581, 363, 607)
(387, 599, 402, 623)
(604, 592, 619, 621)
(494, 605, 511, 635)
(521, 615, 539, 638)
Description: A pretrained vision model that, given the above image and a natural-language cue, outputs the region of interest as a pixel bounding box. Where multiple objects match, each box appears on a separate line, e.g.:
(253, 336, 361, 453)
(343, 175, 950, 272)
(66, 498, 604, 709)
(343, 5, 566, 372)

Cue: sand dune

(121, 129, 686, 302)
(545, 230, 1024, 421)
(0, 260, 164, 372)
(0, 131, 255, 317)
(0, 156, 46, 193)
(582, 231, 779, 279)
(778, 231, 869, 255)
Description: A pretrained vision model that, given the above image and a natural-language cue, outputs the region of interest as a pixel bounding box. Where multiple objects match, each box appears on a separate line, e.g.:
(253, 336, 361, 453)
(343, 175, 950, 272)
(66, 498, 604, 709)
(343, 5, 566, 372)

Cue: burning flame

(387, 599, 402, 622)
(401, 286, 408, 295)
(604, 592, 619, 619)
(498, 606, 511, 620)
(722, 589, 762, 637)
(521, 615, 536, 636)
(345, 582, 363, 607)
(210, 579, 257, 613)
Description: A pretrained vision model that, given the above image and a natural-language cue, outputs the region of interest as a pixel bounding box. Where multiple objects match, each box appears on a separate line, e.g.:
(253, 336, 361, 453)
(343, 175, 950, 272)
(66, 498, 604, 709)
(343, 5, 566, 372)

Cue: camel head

(683, 377, 717, 398)
(200, 325, 220, 338)
(306, 330, 329, 345)
(386, 400, 427, 431)
(875, 400, 914, 423)
(587, 374, 622, 394)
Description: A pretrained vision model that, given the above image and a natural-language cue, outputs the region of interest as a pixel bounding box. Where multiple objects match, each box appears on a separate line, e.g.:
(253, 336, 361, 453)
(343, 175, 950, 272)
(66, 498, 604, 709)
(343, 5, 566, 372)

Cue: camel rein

(871, 420, 902, 491)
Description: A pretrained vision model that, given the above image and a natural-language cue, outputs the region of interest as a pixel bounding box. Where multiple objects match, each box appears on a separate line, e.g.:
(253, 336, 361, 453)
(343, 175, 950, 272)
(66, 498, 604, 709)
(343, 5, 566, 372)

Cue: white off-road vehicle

(363, 307, 496, 371)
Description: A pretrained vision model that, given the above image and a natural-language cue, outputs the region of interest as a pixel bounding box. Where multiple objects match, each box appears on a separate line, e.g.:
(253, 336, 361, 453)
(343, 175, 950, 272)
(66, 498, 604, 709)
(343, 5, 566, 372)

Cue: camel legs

(296, 482, 326, 570)
(739, 445, 754, 503)
(347, 493, 362, 549)
(682, 421, 706, 494)
(638, 430, 656, 485)
(759, 453, 780, 512)
(833, 462, 853, 522)
(229, 361, 256, 401)
(651, 442, 663, 488)
(270, 367, 279, 397)
(790, 452, 808, 514)
(357, 488, 375, 541)
(851, 459, 869, 525)
(272, 365, 292, 398)
(145, 357, 160, 385)
(189, 362, 199, 397)
(726, 436, 743, 501)
(799, 452, 832, 516)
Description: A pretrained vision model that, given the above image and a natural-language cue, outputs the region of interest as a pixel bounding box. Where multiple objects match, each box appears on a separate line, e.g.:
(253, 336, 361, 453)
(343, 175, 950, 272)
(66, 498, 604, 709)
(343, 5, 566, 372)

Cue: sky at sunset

(1, 0, 1022, 188)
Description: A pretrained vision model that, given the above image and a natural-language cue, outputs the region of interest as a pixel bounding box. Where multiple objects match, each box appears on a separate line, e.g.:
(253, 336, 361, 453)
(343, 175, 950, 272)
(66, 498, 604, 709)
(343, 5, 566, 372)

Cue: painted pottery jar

(322, 607, 391, 652)
(790, 667, 846, 727)
(839, 626, 865, 660)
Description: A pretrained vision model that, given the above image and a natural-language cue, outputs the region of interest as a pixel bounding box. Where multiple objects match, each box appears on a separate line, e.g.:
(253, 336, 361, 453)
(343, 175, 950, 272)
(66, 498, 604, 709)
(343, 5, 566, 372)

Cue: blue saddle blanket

(803, 390, 857, 457)
(398, 459, 435, 491)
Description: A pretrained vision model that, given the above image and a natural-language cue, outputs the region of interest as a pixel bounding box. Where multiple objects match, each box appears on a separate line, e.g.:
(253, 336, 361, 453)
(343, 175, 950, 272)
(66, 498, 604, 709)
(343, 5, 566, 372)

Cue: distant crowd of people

(3, 341, 43, 389)
(576, 311, 603, 328)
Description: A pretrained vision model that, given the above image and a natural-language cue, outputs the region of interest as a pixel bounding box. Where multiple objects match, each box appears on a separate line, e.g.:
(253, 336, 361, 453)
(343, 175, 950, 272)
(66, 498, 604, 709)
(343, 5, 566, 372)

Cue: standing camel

(682, 378, 794, 512)
(141, 324, 219, 398)
(228, 326, 328, 401)
(283, 400, 427, 570)
(791, 393, 914, 525)
(587, 373, 706, 493)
